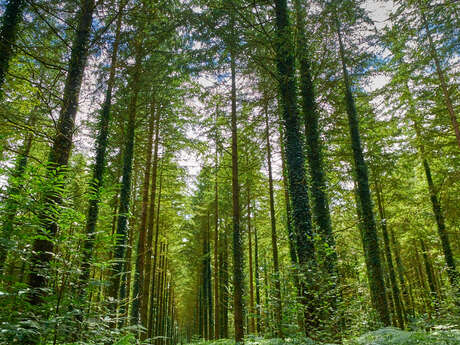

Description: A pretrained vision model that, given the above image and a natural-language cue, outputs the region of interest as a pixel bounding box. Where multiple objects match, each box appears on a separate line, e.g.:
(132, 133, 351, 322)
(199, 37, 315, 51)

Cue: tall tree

(28, 0, 95, 304)
(230, 47, 244, 342)
(334, 6, 390, 326)
(375, 181, 404, 328)
(109, 44, 143, 302)
(294, 0, 337, 278)
(81, 0, 125, 284)
(273, 0, 317, 333)
(132, 99, 156, 325)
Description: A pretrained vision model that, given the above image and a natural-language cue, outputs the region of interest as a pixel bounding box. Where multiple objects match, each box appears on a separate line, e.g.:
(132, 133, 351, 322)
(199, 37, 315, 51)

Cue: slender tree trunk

(279, 140, 298, 267)
(375, 181, 404, 328)
(264, 108, 282, 337)
(419, 239, 438, 302)
(119, 177, 139, 326)
(132, 100, 156, 326)
(335, 16, 390, 326)
(390, 227, 411, 319)
(219, 224, 228, 338)
(221, 224, 229, 338)
(230, 48, 244, 342)
(143, 109, 161, 335)
(81, 0, 124, 284)
(254, 222, 261, 334)
(247, 185, 255, 334)
(0, 0, 25, 92)
(28, 0, 95, 304)
(273, 0, 317, 333)
(421, 158, 458, 286)
(109, 45, 143, 302)
(148, 167, 164, 338)
(213, 126, 220, 339)
(419, 6, 460, 149)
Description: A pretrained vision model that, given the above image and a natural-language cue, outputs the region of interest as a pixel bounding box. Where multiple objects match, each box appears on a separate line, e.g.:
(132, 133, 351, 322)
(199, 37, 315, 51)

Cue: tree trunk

(109, 45, 143, 301)
(419, 239, 438, 302)
(230, 48, 244, 342)
(375, 181, 404, 328)
(279, 138, 298, 267)
(421, 158, 458, 286)
(294, 0, 337, 279)
(264, 107, 282, 337)
(220, 225, 229, 338)
(148, 166, 164, 338)
(81, 0, 124, 284)
(335, 15, 390, 326)
(143, 108, 161, 336)
(213, 123, 220, 339)
(28, 0, 95, 304)
(273, 0, 317, 333)
(132, 100, 156, 326)
(247, 184, 255, 334)
(254, 221, 261, 334)
(390, 227, 411, 319)
(0, 0, 25, 91)
(407, 90, 459, 286)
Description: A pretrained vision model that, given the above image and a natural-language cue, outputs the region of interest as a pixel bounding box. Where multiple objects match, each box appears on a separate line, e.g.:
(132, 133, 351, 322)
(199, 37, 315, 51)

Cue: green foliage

(347, 327, 460, 345)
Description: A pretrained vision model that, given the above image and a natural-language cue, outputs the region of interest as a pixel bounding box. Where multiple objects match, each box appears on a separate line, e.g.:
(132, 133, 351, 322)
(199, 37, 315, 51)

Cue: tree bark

(264, 107, 282, 337)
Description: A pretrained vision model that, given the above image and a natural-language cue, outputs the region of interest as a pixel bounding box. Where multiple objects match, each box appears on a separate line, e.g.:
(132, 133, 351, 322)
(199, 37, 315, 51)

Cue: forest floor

(185, 327, 460, 345)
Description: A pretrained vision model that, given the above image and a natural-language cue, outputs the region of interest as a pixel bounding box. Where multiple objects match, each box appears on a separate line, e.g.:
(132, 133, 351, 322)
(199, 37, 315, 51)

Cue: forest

(0, 0, 459, 344)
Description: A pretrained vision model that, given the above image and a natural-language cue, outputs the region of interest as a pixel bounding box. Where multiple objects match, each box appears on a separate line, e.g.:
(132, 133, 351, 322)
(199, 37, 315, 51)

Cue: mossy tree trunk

(335, 14, 390, 326)
(273, 0, 317, 333)
(294, 0, 337, 279)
